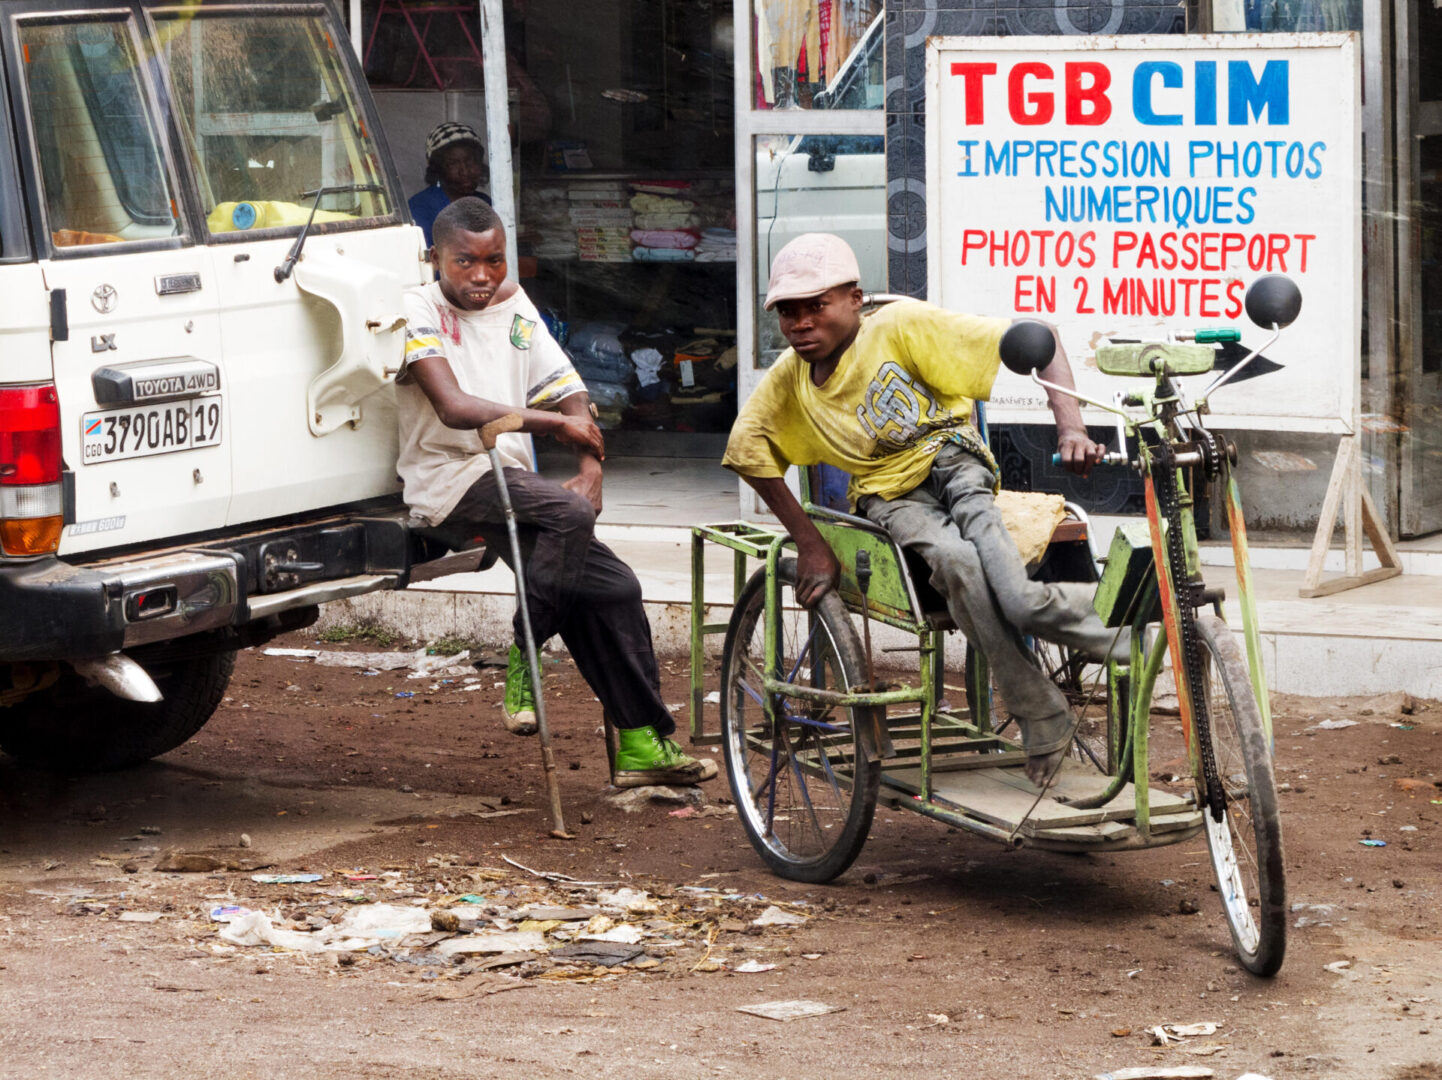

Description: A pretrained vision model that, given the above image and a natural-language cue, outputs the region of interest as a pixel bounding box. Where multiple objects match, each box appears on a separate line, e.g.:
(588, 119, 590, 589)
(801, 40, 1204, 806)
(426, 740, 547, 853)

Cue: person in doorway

(408, 122, 492, 249)
(396, 196, 716, 788)
(722, 233, 1126, 788)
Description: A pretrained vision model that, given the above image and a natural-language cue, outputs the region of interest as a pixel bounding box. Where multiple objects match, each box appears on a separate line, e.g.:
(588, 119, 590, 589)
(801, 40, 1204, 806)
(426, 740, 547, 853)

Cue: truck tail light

(0, 384, 63, 556)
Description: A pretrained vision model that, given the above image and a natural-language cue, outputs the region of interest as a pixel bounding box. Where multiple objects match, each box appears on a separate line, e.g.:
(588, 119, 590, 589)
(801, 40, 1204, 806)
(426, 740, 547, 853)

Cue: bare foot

(1024, 747, 1066, 788)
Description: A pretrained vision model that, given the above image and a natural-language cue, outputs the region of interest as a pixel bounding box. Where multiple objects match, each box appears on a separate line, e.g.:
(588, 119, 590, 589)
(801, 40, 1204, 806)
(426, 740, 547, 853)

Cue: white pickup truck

(0, 0, 447, 770)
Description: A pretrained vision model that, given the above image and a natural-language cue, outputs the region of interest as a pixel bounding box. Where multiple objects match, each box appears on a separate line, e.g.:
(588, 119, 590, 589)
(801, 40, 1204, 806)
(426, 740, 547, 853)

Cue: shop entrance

(1399, 0, 1442, 537)
(360, 0, 740, 523)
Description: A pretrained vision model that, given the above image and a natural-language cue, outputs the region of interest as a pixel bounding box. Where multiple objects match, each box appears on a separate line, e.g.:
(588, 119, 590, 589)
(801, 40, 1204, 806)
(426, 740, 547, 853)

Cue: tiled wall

(884, 0, 1186, 300)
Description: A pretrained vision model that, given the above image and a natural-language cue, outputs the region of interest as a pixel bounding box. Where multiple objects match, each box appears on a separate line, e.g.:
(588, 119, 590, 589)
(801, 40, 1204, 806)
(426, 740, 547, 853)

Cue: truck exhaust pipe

(69, 654, 162, 703)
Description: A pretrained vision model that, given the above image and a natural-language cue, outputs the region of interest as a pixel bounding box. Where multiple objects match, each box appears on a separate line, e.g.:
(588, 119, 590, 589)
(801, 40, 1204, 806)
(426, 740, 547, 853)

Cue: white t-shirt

(396, 282, 585, 525)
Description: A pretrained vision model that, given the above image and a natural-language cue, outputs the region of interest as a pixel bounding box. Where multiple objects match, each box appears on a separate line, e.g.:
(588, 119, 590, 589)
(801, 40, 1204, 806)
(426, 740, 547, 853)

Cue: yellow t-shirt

(723, 299, 1010, 503)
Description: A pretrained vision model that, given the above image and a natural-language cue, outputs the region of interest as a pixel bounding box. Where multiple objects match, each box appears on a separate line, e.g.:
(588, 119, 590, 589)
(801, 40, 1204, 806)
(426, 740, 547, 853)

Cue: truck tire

(0, 651, 236, 772)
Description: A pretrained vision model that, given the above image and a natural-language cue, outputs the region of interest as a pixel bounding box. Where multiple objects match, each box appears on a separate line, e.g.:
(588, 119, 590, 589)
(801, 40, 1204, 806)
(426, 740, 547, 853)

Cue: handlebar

(1052, 448, 1208, 468)
(1191, 328, 1242, 344)
(1051, 451, 1130, 467)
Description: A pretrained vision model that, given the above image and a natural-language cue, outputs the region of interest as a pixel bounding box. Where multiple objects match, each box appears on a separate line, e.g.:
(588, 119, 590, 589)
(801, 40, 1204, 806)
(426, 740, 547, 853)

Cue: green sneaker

(612, 725, 718, 788)
(502, 644, 538, 736)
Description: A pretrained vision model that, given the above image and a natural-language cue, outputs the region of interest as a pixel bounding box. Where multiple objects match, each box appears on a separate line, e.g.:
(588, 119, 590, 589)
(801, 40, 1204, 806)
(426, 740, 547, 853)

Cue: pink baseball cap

(763, 233, 862, 310)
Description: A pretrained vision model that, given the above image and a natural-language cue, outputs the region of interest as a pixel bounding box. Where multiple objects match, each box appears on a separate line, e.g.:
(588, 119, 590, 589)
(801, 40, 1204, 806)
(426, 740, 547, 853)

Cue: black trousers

(443, 468, 675, 736)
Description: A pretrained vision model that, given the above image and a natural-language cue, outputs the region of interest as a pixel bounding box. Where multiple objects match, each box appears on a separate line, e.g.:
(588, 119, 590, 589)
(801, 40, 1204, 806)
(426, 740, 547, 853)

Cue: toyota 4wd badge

(91, 283, 118, 314)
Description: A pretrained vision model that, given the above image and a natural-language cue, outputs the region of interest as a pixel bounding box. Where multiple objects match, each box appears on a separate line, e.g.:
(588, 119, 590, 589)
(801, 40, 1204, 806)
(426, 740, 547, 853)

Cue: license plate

(81, 396, 223, 464)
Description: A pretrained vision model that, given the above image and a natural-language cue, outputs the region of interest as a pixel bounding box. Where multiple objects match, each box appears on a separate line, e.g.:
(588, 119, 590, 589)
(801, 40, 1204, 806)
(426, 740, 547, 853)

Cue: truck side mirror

(806, 145, 836, 173)
(1244, 275, 1302, 329)
(999, 320, 1055, 375)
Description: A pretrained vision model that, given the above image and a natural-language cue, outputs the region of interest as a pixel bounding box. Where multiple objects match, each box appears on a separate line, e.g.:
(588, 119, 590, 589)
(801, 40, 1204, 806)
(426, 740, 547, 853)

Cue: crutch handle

(479, 413, 524, 450)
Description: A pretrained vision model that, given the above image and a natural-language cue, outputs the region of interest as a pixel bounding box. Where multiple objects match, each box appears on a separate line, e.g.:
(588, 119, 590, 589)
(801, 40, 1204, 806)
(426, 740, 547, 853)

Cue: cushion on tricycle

(995, 490, 1067, 569)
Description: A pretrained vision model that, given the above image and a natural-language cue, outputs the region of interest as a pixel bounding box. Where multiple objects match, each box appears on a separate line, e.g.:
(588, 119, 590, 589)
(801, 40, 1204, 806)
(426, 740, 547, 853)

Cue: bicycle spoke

(787, 624, 819, 684)
(808, 724, 847, 806)
(779, 722, 826, 843)
(764, 736, 781, 835)
(735, 675, 766, 710)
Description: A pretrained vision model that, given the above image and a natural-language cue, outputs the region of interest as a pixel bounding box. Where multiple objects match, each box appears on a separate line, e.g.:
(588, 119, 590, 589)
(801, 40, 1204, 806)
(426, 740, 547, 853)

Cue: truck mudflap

(0, 514, 421, 662)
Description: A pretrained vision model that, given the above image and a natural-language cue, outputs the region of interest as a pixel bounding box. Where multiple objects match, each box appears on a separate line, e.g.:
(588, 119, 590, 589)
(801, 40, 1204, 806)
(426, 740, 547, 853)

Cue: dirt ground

(1, 633, 1439, 1080)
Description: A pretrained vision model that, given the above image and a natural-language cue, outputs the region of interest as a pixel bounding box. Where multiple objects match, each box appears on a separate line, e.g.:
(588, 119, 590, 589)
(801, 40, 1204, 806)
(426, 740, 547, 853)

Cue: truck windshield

(17, 16, 182, 247)
(153, 8, 395, 234)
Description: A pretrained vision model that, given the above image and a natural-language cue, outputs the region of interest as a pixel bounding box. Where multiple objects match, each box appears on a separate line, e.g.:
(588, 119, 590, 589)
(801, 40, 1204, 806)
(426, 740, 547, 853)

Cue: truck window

(17, 18, 181, 248)
(153, 9, 395, 233)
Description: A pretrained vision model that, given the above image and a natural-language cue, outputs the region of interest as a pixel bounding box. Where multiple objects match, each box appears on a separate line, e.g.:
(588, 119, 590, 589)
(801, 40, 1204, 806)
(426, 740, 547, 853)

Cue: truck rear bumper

(0, 513, 419, 662)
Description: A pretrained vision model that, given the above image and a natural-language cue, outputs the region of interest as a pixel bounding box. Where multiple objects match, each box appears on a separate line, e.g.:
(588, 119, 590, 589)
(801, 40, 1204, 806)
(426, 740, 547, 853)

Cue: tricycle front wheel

(1195, 613, 1286, 976)
(720, 560, 880, 884)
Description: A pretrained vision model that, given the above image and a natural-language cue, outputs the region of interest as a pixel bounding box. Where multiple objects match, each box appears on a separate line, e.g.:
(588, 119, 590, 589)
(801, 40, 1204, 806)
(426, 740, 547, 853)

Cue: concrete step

(319, 522, 1442, 699)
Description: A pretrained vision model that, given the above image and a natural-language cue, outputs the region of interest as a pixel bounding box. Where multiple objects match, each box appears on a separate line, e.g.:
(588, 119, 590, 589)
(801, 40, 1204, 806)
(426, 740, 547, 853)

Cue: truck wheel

(0, 651, 236, 772)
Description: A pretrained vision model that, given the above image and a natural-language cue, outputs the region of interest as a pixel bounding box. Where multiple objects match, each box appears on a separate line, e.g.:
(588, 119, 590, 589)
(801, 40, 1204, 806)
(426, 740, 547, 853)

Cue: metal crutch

(478, 414, 571, 839)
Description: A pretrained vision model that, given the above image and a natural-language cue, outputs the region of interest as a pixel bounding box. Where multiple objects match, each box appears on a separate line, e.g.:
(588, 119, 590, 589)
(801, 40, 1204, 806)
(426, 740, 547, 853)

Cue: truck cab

(0, 0, 436, 770)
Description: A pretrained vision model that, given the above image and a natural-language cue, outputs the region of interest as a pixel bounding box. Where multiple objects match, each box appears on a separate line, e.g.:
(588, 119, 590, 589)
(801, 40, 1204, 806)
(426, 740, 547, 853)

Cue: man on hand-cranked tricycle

(723, 233, 1127, 787)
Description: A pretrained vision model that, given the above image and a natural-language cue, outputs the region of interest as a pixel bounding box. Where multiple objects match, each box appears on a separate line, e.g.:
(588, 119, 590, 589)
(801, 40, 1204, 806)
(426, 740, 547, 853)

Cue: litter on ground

(1151, 1022, 1218, 1043)
(95, 860, 835, 984)
(753, 905, 807, 927)
(736, 1000, 845, 1022)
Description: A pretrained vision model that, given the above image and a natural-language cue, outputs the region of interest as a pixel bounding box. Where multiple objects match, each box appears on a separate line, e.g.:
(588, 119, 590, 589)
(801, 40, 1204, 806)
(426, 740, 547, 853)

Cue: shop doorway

(1399, 0, 1442, 537)
(360, 0, 741, 523)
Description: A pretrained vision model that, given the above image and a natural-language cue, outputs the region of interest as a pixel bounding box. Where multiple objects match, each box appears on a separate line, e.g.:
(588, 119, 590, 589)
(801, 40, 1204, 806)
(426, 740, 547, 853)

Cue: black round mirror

(999, 320, 1055, 376)
(1244, 275, 1302, 329)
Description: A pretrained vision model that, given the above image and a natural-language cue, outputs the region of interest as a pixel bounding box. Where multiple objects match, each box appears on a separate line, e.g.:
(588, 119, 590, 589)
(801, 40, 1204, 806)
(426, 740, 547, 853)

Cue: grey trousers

(858, 444, 1121, 757)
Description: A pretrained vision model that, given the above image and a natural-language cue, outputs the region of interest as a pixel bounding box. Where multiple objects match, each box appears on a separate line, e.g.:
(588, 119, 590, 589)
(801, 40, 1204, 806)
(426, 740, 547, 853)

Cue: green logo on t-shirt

(510, 315, 537, 350)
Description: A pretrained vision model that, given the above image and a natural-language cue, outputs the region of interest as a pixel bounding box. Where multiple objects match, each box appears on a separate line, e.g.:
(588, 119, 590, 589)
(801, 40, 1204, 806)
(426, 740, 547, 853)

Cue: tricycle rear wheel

(720, 560, 880, 884)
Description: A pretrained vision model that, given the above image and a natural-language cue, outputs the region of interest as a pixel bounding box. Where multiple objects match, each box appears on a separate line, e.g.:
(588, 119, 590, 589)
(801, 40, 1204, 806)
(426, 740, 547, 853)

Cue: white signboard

(925, 34, 1360, 434)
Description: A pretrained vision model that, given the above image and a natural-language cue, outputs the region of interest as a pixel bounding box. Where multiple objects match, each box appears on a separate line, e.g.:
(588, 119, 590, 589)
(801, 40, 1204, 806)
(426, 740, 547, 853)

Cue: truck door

(147, 4, 425, 527)
(4, 7, 229, 556)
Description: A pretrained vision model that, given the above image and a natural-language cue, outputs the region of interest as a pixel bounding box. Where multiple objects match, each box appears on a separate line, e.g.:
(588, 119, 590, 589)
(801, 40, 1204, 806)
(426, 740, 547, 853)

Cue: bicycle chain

(1195, 427, 1222, 482)
(1151, 440, 1227, 822)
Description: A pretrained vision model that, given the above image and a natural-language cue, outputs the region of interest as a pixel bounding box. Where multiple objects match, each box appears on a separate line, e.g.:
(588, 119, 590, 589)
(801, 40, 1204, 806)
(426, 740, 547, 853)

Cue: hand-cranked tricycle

(688, 276, 1301, 977)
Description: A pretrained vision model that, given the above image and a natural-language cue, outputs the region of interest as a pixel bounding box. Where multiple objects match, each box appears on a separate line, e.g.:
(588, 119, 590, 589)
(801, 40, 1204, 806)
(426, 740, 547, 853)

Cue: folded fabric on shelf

(633, 212, 701, 230)
(629, 229, 699, 249)
(632, 247, 695, 262)
(567, 183, 629, 200)
(630, 193, 697, 214)
(629, 180, 693, 196)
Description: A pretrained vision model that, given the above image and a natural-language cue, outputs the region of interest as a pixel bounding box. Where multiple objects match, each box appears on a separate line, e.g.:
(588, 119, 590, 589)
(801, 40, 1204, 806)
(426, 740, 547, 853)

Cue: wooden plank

(1344, 441, 1363, 579)
(882, 760, 1196, 837)
(1029, 819, 1134, 845)
(923, 767, 1114, 829)
(1298, 436, 1406, 598)
(1148, 810, 1204, 833)
(1360, 485, 1403, 568)
(987, 761, 1195, 817)
(1298, 565, 1402, 599)
(1051, 519, 1088, 543)
(933, 751, 1030, 772)
(1302, 436, 1355, 592)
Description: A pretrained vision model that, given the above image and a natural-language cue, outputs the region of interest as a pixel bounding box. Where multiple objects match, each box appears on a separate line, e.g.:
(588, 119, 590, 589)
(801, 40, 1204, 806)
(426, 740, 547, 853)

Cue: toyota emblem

(91, 283, 118, 314)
